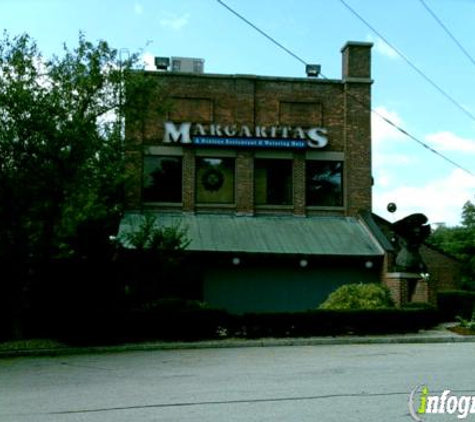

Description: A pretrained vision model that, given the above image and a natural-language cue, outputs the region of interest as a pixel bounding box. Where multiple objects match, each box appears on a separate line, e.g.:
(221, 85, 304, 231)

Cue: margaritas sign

(163, 121, 328, 149)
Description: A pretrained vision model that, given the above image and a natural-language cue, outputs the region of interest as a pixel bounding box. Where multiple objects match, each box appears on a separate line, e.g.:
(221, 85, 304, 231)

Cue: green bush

(319, 283, 395, 310)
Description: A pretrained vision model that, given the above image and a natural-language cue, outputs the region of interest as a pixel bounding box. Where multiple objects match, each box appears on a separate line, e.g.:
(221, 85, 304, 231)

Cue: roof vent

(154, 57, 170, 71)
(171, 57, 205, 74)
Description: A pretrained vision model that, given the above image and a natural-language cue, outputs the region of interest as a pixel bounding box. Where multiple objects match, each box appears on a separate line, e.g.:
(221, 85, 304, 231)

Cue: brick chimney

(341, 41, 373, 82)
(341, 41, 374, 216)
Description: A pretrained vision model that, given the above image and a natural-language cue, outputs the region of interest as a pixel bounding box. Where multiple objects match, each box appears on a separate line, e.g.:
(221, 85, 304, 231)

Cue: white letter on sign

(163, 122, 192, 144)
(306, 127, 328, 148)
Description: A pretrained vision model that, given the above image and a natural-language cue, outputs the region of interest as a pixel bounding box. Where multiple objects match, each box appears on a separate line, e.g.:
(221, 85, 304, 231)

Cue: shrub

(120, 307, 230, 342)
(319, 283, 395, 310)
(402, 302, 436, 311)
(137, 298, 211, 312)
(120, 213, 190, 251)
(231, 308, 438, 338)
(437, 290, 475, 321)
(456, 313, 475, 331)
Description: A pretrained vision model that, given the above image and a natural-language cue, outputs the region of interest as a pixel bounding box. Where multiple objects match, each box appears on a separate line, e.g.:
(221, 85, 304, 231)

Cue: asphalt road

(1, 342, 475, 421)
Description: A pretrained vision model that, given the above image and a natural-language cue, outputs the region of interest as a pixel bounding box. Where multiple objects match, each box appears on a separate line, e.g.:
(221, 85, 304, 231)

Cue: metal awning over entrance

(118, 212, 384, 257)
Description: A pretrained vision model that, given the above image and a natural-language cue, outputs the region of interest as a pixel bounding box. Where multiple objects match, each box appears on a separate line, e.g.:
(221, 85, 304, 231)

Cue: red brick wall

(236, 152, 253, 215)
(293, 153, 306, 217)
(420, 244, 463, 291)
(374, 214, 462, 304)
(125, 42, 373, 217)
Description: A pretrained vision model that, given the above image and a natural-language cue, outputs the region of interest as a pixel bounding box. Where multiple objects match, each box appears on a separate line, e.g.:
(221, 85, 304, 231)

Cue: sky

(2, 0, 475, 226)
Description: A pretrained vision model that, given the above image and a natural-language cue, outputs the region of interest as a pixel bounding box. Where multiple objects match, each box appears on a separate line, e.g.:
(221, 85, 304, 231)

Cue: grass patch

(447, 325, 475, 336)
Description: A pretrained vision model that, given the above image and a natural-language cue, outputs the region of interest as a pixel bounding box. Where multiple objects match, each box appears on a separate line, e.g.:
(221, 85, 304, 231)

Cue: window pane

(143, 156, 182, 203)
(196, 158, 235, 204)
(306, 161, 343, 206)
(255, 159, 293, 206)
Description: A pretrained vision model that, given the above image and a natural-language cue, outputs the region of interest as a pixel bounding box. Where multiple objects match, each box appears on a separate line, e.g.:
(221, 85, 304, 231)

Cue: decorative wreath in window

(201, 168, 224, 191)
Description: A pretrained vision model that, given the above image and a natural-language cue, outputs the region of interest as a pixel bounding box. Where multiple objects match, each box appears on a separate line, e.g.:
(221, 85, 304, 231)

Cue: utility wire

(216, 0, 475, 178)
(371, 108, 474, 177)
(216, 0, 307, 66)
(418, 0, 475, 70)
(339, 0, 475, 125)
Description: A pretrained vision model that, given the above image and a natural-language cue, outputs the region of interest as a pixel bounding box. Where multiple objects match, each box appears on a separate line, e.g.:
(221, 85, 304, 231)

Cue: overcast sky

(3, 0, 475, 226)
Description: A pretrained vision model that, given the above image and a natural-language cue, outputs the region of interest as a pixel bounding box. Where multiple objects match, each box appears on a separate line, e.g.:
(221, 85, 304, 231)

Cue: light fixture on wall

(299, 259, 308, 268)
(232, 257, 241, 266)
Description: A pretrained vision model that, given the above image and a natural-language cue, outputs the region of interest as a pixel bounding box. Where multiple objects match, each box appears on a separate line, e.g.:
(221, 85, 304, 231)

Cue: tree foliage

(121, 213, 190, 252)
(462, 200, 475, 230)
(1, 32, 124, 261)
(0, 32, 165, 321)
(428, 199, 475, 289)
(117, 214, 192, 306)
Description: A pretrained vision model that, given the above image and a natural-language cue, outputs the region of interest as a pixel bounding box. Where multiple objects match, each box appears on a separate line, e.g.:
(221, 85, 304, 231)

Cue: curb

(1, 333, 475, 359)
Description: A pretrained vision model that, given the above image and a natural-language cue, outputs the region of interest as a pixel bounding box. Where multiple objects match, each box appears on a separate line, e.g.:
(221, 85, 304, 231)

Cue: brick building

(119, 41, 441, 313)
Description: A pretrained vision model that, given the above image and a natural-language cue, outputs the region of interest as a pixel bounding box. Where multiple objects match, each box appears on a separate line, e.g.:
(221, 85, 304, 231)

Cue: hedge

(230, 308, 438, 338)
(42, 308, 231, 346)
(5, 305, 440, 345)
(437, 290, 475, 321)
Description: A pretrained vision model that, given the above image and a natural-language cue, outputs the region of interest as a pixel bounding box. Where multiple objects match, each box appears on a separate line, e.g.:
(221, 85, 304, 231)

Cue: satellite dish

(387, 202, 397, 213)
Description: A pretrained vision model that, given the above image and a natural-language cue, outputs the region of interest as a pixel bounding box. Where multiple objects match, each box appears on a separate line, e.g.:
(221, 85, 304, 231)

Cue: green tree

(428, 199, 475, 289)
(119, 214, 191, 306)
(0, 32, 162, 336)
(462, 200, 475, 229)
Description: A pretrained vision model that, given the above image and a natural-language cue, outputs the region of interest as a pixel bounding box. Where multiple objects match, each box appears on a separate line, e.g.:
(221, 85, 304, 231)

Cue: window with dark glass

(255, 159, 293, 206)
(306, 161, 343, 206)
(142, 156, 182, 203)
(196, 157, 235, 204)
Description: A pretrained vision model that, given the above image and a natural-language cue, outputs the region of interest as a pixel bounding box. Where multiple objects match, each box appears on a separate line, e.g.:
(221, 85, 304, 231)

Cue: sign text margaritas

(163, 121, 328, 149)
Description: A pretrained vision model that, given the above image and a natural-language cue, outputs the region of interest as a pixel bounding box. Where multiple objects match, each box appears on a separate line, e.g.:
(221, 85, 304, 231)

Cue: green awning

(118, 212, 384, 257)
